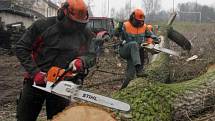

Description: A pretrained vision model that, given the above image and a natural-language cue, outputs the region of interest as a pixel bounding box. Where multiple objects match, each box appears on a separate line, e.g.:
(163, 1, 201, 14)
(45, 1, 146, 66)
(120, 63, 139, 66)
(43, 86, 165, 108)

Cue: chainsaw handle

(50, 67, 89, 88)
(141, 43, 155, 49)
(50, 67, 74, 88)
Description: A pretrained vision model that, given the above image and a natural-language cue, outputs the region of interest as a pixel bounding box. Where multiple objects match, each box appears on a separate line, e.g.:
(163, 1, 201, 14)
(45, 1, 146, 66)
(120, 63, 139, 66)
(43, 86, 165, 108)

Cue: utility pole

(196, 0, 198, 22)
(130, 0, 131, 14)
(88, 0, 90, 7)
(87, 0, 94, 16)
(152, 0, 154, 10)
(108, 0, 109, 17)
(173, 0, 174, 12)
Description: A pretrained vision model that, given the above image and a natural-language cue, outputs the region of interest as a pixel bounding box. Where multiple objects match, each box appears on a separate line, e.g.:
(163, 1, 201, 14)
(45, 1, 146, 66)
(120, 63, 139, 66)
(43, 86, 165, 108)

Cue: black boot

(120, 78, 131, 90)
(135, 65, 147, 77)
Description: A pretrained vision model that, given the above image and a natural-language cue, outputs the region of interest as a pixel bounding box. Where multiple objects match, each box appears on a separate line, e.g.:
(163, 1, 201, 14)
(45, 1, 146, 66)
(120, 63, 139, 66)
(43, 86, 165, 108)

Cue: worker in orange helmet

(119, 8, 160, 89)
(16, 0, 97, 120)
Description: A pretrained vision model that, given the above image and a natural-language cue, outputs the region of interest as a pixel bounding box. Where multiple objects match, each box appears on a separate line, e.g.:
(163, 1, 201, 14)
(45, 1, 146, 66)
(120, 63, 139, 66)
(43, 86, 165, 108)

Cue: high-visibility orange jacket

(122, 21, 158, 44)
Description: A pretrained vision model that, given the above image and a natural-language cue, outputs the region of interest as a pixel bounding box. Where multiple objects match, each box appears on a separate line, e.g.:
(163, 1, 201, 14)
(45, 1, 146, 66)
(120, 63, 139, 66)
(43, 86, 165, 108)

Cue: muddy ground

(0, 45, 126, 121)
(1, 22, 215, 121)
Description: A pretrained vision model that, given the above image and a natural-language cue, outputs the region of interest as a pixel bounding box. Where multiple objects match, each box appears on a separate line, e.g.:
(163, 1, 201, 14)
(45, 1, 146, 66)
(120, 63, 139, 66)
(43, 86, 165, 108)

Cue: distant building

(0, 0, 59, 27)
(0, 0, 45, 27)
(32, 0, 59, 17)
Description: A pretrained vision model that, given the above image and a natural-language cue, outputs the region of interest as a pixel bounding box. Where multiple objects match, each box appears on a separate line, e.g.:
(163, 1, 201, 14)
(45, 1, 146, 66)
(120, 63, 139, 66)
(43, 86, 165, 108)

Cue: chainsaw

(142, 43, 199, 61)
(142, 43, 180, 57)
(33, 66, 130, 112)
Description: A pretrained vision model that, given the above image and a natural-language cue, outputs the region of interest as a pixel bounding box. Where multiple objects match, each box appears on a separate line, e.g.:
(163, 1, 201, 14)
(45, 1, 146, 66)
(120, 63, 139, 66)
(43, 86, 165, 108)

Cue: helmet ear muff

(57, 2, 70, 21)
(57, 8, 65, 21)
(129, 12, 135, 21)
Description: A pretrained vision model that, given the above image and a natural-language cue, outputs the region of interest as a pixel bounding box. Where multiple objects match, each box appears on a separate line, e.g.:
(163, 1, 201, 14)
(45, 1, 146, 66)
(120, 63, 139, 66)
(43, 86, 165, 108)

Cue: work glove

(69, 59, 84, 72)
(151, 35, 161, 44)
(33, 71, 46, 86)
(23, 72, 31, 80)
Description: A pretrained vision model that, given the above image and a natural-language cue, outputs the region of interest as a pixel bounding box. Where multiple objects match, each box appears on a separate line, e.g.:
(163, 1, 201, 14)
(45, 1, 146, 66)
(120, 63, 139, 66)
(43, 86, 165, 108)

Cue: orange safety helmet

(58, 0, 89, 23)
(133, 8, 145, 21)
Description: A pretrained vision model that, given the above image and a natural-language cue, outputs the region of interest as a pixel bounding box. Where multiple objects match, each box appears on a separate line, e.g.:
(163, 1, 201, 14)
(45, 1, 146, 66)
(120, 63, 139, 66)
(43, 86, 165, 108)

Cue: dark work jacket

(16, 17, 96, 76)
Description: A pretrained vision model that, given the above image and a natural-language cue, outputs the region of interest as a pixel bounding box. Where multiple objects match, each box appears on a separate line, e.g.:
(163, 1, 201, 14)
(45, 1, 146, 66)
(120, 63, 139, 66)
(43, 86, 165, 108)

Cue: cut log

(52, 104, 117, 121)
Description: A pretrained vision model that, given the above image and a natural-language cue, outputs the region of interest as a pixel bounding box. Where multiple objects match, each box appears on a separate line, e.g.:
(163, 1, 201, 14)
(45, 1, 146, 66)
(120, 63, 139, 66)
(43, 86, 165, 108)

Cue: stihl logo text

(82, 94, 97, 101)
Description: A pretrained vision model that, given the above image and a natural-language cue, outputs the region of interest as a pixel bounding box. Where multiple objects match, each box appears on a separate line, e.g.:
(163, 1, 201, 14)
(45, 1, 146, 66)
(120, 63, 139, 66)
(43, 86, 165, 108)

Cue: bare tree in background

(142, 0, 153, 15)
(178, 2, 215, 22)
(101, 0, 107, 17)
(112, 2, 130, 21)
(110, 8, 116, 18)
(142, 0, 161, 21)
(152, 0, 161, 13)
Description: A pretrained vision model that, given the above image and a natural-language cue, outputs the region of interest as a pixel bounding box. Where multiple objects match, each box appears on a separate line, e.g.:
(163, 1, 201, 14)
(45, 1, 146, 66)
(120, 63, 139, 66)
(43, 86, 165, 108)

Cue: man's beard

(131, 19, 144, 28)
(58, 17, 87, 34)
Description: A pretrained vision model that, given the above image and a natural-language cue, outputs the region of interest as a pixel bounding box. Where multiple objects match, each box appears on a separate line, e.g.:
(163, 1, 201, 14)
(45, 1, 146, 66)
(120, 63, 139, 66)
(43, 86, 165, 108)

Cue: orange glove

(146, 38, 154, 44)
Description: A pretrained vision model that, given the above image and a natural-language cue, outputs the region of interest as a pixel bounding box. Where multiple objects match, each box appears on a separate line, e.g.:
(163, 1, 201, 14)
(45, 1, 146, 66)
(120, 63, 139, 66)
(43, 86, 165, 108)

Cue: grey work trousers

(119, 41, 145, 81)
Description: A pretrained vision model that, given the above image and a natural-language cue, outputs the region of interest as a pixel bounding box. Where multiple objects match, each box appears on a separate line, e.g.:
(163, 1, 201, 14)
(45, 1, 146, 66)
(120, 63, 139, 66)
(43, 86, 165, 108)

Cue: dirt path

(0, 56, 23, 105)
(0, 55, 23, 121)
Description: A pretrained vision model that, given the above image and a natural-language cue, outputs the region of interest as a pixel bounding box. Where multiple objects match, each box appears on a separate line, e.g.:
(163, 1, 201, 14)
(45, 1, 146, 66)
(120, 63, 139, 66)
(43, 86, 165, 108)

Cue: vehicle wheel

(168, 28, 192, 51)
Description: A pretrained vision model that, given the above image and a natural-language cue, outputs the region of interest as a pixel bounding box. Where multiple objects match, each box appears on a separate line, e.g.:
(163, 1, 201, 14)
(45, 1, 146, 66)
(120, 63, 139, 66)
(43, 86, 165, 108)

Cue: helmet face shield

(131, 18, 144, 27)
(60, 16, 87, 33)
(136, 19, 144, 25)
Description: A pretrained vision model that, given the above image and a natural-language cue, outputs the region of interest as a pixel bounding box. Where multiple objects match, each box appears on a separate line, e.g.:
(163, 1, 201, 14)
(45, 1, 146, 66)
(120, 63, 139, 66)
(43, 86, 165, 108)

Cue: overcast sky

(53, 0, 215, 16)
(85, 0, 215, 16)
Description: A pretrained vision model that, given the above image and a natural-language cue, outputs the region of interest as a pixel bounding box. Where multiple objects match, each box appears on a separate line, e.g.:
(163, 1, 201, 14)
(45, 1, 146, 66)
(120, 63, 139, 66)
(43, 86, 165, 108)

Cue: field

(1, 22, 215, 121)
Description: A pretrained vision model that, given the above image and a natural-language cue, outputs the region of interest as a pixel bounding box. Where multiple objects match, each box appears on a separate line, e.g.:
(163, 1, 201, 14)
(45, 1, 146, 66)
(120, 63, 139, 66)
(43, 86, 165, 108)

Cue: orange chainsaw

(33, 66, 131, 112)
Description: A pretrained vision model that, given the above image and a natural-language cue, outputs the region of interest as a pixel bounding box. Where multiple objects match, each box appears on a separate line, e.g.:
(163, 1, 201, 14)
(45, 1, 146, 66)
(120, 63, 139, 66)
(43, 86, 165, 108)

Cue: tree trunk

(113, 66, 215, 121)
(145, 25, 171, 83)
(112, 13, 215, 120)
